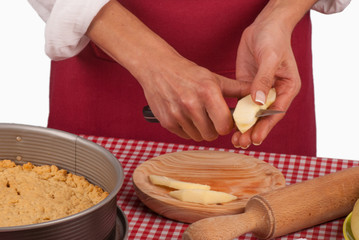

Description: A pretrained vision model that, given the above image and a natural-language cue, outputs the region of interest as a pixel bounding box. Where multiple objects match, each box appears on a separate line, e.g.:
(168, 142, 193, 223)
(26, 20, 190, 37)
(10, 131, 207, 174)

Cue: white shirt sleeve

(28, 0, 109, 61)
(28, 0, 350, 61)
(312, 0, 351, 14)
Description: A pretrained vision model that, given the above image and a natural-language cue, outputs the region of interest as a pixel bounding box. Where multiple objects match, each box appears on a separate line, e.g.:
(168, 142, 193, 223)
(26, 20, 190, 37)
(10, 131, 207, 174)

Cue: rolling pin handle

(182, 209, 264, 240)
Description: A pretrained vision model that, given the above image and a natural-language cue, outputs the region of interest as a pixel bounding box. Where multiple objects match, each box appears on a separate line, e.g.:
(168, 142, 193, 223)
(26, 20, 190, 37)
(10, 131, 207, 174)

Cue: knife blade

(255, 109, 285, 117)
(142, 105, 285, 123)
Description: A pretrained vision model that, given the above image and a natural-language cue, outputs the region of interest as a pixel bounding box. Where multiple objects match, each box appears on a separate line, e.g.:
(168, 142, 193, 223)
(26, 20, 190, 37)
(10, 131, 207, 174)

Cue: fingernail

(241, 144, 250, 150)
(233, 135, 240, 148)
(253, 141, 262, 146)
(255, 91, 266, 105)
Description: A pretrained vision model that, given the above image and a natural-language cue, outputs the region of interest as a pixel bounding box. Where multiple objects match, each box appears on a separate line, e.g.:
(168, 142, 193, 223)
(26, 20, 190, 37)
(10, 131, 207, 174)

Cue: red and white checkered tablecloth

(84, 135, 359, 240)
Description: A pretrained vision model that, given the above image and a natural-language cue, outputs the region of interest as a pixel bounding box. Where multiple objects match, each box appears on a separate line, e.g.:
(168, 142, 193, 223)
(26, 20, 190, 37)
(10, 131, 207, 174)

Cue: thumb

(215, 74, 251, 98)
(251, 51, 280, 105)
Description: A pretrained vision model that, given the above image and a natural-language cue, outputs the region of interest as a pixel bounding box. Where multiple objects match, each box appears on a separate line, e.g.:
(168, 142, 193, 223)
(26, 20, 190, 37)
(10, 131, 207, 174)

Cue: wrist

(253, 0, 317, 34)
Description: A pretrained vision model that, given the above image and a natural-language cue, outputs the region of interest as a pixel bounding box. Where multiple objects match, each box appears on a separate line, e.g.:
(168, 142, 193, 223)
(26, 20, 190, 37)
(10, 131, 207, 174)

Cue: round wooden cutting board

(132, 150, 285, 223)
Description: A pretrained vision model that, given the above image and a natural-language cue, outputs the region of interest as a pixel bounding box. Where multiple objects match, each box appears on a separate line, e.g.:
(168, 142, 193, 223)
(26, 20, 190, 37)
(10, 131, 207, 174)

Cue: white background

(0, 2, 358, 160)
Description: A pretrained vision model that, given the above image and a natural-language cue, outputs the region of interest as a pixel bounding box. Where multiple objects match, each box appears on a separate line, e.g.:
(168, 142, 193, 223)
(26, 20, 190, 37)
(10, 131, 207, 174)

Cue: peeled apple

(233, 88, 276, 133)
(351, 199, 359, 239)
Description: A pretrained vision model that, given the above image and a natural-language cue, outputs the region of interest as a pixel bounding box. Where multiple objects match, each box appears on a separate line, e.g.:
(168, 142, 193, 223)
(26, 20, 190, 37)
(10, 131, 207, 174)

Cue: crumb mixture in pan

(0, 160, 109, 227)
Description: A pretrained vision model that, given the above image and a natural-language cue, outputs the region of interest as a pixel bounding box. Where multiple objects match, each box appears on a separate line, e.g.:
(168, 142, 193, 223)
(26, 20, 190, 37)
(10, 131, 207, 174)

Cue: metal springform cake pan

(0, 123, 128, 240)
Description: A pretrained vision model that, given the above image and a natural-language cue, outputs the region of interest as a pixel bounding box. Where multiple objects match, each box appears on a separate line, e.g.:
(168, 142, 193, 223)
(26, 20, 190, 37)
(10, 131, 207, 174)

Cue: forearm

(254, 0, 319, 33)
(86, 0, 244, 141)
(86, 0, 180, 83)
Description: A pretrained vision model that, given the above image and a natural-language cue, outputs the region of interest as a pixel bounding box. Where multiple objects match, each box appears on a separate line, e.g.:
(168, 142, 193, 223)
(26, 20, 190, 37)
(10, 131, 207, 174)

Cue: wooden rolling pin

(183, 166, 359, 240)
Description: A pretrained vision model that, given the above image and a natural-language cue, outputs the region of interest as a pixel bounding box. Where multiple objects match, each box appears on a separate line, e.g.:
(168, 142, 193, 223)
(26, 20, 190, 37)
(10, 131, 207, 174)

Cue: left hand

(231, 19, 301, 149)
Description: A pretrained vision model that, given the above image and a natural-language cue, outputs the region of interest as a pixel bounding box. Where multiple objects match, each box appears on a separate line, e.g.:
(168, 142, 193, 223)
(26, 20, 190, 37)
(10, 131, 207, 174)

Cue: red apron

(48, 0, 316, 156)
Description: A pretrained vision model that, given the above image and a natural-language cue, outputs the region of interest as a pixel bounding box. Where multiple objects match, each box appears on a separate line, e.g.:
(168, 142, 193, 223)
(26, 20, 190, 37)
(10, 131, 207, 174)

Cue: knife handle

(142, 106, 160, 123)
(142, 105, 236, 123)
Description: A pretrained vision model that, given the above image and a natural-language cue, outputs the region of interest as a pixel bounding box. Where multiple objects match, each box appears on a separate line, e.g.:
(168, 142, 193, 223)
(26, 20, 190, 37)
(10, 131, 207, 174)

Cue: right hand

(137, 53, 248, 142)
(86, 0, 249, 142)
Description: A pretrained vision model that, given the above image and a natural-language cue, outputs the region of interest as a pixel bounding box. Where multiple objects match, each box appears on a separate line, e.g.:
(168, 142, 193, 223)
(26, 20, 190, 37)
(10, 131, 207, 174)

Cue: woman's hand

(232, 0, 318, 149)
(231, 6, 305, 148)
(139, 54, 247, 142)
(232, 0, 319, 149)
(87, 0, 247, 142)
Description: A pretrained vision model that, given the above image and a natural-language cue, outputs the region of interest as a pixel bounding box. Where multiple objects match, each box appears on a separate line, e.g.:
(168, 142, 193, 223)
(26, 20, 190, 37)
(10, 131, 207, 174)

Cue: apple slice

(169, 189, 237, 205)
(233, 88, 277, 133)
(149, 175, 211, 190)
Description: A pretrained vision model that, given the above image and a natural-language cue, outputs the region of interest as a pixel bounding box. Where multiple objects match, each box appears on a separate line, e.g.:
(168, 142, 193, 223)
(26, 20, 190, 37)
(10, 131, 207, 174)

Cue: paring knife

(142, 105, 285, 123)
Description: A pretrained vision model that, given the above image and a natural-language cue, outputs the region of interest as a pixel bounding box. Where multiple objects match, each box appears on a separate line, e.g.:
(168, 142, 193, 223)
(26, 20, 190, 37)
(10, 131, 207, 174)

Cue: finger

(167, 125, 192, 140)
(168, 112, 204, 142)
(249, 55, 301, 144)
(189, 107, 219, 141)
(231, 130, 252, 149)
(203, 87, 234, 136)
(215, 74, 251, 98)
(248, 85, 295, 144)
(155, 106, 202, 141)
(178, 119, 204, 142)
(206, 74, 252, 136)
(157, 115, 192, 140)
(250, 111, 285, 145)
(251, 51, 280, 105)
(231, 131, 242, 148)
(271, 85, 296, 113)
(273, 61, 301, 110)
(164, 119, 203, 142)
